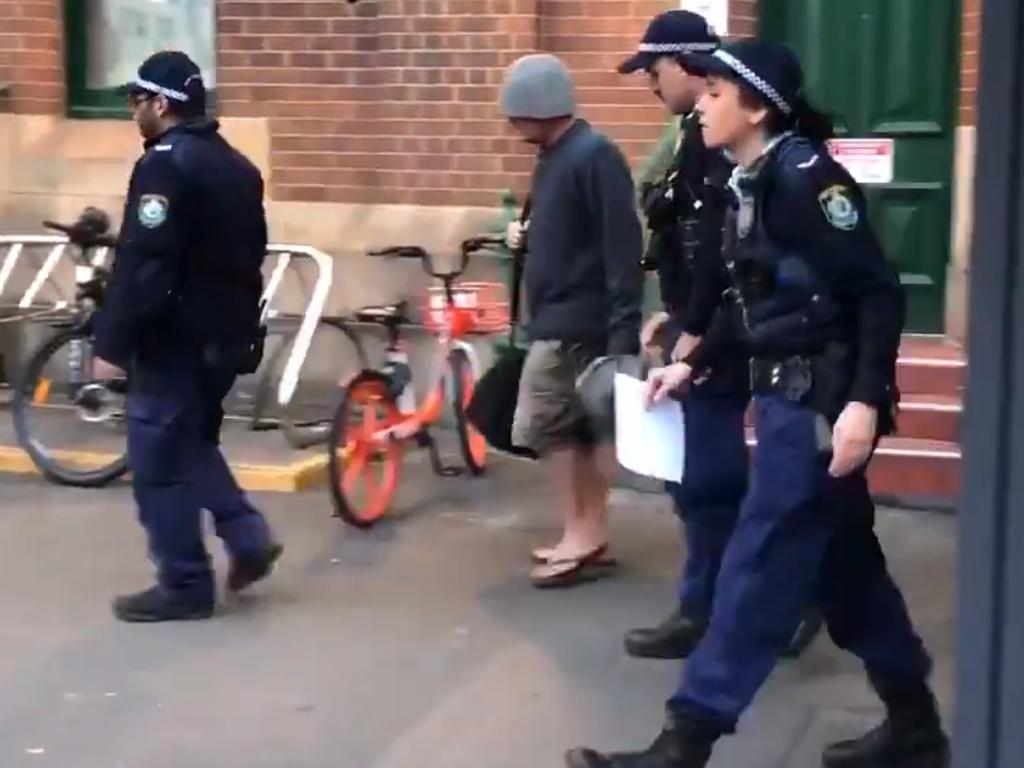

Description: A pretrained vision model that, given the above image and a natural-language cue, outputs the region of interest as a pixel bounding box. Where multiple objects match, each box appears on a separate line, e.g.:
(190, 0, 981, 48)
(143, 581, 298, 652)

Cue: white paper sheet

(613, 373, 685, 483)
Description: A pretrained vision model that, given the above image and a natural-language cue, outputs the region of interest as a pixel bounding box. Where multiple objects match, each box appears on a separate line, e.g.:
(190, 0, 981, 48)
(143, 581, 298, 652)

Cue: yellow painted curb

(0, 445, 329, 493)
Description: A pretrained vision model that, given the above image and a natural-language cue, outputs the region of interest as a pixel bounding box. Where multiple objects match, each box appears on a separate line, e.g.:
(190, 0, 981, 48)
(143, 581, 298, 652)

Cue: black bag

(465, 199, 538, 459)
(465, 342, 536, 458)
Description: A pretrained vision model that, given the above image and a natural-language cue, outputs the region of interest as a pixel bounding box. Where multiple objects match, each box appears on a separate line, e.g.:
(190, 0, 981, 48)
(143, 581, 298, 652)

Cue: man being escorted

(500, 54, 644, 587)
(94, 52, 281, 622)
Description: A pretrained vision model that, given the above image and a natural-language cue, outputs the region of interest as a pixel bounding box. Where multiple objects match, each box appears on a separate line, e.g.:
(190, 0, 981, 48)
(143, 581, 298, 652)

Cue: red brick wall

(218, 0, 682, 207)
(959, 0, 979, 126)
(541, 0, 670, 166)
(728, 0, 758, 38)
(218, 0, 544, 206)
(0, 0, 63, 114)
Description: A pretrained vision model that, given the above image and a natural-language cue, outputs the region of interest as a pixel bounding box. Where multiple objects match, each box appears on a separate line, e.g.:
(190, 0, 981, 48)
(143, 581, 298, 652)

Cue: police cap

(682, 41, 802, 116)
(618, 10, 720, 74)
(125, 50, 206, 113)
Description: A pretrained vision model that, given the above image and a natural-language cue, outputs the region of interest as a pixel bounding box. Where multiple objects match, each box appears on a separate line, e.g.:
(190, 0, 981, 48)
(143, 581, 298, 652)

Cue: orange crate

(423, 282, 510, 335)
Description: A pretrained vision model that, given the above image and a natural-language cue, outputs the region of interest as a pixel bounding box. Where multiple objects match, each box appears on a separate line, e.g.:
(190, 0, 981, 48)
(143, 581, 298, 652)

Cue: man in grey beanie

(499, 53, 644, 588)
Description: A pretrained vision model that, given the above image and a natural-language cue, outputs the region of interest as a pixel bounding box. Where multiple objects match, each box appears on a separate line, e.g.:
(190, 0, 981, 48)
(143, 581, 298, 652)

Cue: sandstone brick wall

(0, 0, 63, 115)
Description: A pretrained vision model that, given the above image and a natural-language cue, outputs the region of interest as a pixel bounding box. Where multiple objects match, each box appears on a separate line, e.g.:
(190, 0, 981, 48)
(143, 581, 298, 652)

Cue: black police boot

(112, 586, 214, 623)
(623, 608, 708, 660)
(780, 609, 824, 659)
(227, 542, 284, 593)
(822, 676, 950, 768)
(565, 715, 716, 768)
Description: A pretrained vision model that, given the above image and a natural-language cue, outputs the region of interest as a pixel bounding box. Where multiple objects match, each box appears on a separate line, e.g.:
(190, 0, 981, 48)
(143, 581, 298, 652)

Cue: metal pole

(953, 0, 1024, 765)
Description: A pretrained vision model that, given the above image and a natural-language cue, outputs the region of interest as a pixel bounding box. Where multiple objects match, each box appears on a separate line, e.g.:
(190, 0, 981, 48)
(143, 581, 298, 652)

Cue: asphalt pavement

(0, 458, 956, 768)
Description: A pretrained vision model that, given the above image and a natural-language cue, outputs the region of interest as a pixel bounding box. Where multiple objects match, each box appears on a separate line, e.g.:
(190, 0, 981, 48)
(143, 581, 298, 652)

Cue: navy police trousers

(669, 394, 932, 731)
(666, 388, 748, 619)
(126, 359, 273, 605)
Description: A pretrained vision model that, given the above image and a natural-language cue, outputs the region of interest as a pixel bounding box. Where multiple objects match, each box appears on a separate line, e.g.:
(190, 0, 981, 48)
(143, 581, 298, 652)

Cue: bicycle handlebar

(368, 234, 508, 281)
(43, 219, 119, 249)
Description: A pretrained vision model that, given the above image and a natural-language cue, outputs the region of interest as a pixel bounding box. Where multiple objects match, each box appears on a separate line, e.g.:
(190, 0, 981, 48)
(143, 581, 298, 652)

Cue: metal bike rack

(0, 236, 334, 409)
(259, 245, 334, 408)
(0, 235, 114, 317)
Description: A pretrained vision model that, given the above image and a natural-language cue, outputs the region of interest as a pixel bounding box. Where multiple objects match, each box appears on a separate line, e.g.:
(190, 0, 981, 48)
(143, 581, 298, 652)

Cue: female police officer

(565, 41, 949, 768)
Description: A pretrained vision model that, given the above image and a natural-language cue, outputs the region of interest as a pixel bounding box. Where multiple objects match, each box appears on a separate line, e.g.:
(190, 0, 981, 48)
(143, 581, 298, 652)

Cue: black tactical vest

(724, 152, 842, 357)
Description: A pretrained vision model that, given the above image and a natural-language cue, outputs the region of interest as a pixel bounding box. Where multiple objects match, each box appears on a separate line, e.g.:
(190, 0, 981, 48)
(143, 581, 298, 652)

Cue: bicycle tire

(327, 370, 404, 529)
(11, 325, 129, 487)
(448, 348, 487, 476)
(251, 317, 367, 450)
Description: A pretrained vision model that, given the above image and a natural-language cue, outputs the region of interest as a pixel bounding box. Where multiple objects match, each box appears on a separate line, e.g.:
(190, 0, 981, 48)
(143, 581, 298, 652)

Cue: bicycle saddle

(354, 300, 409, 325)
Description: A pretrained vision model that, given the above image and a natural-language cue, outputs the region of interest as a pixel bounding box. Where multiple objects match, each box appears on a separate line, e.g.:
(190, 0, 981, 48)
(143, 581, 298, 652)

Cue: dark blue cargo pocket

(126, 395, 191, 483)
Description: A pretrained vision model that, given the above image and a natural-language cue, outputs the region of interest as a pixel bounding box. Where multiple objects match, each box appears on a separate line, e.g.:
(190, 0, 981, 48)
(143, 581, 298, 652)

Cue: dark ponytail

(790, 94, 835, 146)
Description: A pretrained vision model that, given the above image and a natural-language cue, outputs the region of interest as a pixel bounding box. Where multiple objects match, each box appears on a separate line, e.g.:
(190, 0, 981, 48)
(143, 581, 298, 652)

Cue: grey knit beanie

(499, 54, 576, 120)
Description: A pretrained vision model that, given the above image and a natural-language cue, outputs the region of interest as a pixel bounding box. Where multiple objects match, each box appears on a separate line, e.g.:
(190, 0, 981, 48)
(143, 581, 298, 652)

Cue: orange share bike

(327, 235, 510, 528)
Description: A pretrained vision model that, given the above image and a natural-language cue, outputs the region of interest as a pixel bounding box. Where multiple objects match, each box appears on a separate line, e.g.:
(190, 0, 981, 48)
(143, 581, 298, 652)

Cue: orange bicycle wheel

(327, 371, 404, 528)
(448, 348, 487, 476)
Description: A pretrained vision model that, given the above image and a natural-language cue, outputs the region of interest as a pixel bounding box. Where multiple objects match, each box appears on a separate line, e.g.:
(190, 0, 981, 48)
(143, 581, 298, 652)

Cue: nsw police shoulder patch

(138, 194, 169, 229)
(818, 185, 859, 231)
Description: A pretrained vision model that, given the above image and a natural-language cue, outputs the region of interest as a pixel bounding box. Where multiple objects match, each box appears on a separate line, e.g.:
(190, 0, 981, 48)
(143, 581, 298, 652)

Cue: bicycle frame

(381, 306, 481, 442)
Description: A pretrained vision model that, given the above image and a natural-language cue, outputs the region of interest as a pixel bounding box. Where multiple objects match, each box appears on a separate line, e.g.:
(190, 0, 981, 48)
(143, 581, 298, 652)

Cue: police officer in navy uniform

(93, 52, 282, 623)
(617, 9, 748, 661)
(566, 41, 949, 768)
(618, 11, 820, 661)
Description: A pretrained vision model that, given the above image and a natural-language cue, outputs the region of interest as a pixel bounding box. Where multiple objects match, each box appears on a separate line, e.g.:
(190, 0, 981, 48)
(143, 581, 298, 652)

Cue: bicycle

(327, 235, 510, 528)
(11, 214, 367, 486)
(11, 215, 129, 487)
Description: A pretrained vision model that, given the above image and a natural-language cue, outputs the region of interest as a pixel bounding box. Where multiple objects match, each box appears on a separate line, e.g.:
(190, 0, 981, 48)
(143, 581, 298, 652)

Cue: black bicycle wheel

(448, 348, 487, 476)
(251, 317, 367, 449)
(12, 325, 128, 487)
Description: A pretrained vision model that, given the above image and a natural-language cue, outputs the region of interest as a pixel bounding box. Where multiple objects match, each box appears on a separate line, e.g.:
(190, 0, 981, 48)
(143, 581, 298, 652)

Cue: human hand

(93, 357, 125, 381)
(643, 363, 693, 408)
(640, 311, 670, 352)
(506, 220, 528, 250)
(828, 401, 878, 477)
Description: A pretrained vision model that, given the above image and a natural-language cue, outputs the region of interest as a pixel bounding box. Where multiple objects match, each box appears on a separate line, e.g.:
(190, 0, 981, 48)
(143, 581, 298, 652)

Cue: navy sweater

(524, 120, 644, 355)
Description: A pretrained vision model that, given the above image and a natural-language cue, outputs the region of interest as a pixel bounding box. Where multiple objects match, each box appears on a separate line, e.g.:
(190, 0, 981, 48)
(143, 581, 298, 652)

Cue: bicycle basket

(423, 282, 510, 335)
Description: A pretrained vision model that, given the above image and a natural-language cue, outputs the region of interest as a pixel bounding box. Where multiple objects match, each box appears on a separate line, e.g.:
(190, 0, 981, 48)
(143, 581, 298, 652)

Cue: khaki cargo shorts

(511, 340, 602, 455)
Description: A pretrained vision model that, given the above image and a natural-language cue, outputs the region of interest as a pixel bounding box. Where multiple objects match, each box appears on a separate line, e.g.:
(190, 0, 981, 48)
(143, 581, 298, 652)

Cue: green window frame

(63, 0, 217, 119)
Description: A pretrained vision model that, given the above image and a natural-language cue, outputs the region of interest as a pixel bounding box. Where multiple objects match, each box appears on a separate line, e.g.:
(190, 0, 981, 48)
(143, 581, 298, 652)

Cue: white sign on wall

(827, 139, 896, 185)
(680, 0, 730, 37)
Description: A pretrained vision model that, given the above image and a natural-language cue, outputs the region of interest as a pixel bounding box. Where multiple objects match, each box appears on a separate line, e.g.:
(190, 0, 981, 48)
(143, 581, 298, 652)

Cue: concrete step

(897, 394, 962, 443)
(897, 336, 966, 398)
(868, 437, 961, 507)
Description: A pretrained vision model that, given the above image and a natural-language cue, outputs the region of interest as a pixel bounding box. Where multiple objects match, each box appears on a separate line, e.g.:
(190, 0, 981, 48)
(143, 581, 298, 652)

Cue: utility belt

(749, 345, 898, 434)
(750, 355, 817, 404)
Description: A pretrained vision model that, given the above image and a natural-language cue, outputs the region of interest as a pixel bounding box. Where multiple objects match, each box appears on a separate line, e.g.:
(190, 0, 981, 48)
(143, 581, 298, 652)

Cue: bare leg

(552, 444, 613, 558)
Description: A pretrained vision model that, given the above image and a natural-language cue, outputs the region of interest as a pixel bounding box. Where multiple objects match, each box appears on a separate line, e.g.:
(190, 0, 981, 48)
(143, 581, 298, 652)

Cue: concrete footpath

(0, 459, 955, 768)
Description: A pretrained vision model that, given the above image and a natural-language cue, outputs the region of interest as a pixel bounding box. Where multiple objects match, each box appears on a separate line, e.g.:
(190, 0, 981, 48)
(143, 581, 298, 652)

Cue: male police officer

(618, 11, 822, 660)
(93, 51, 281, 622)
(617, 10, 750, 659)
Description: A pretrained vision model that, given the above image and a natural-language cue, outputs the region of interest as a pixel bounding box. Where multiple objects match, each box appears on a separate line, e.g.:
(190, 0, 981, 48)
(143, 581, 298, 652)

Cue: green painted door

(760, 0, 960, 332)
